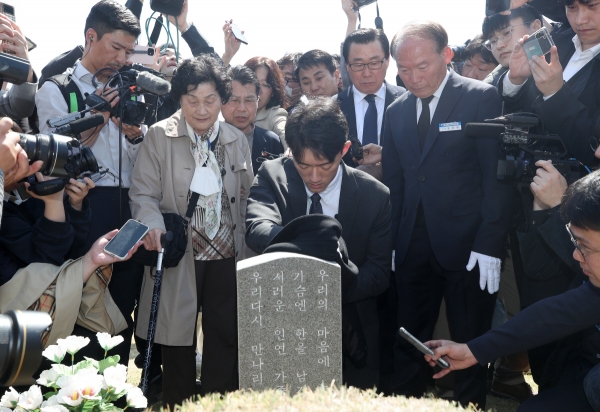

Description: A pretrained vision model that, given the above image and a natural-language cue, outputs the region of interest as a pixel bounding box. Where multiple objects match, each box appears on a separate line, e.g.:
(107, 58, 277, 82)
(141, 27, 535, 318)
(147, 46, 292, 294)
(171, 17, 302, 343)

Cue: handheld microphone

(135, 71, 171, 96)
(464, 123, 506, 139)
(53, 113, 105, 136)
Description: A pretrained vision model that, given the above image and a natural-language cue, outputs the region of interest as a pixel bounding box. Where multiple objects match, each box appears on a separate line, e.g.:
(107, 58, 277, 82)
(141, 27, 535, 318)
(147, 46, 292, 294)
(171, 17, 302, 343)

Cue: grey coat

(130, 110, 253, 346)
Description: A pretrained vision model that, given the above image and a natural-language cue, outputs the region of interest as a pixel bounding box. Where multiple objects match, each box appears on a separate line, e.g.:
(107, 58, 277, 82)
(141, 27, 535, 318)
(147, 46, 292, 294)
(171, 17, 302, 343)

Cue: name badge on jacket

(439, 122, 462, 132)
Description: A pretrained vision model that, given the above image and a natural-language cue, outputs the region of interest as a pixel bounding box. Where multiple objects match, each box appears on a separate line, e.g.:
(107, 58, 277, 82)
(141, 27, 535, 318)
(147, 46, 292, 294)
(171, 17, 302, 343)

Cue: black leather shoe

(491, 381, 534, 403)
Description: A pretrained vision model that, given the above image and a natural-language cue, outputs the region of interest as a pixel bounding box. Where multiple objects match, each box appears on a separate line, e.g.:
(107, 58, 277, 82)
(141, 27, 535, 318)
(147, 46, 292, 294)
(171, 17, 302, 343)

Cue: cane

(140, 231, 173, 396)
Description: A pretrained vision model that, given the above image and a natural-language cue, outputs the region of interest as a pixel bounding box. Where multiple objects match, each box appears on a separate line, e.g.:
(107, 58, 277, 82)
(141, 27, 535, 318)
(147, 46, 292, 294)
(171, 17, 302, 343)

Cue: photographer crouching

(35, 0, 146, 366)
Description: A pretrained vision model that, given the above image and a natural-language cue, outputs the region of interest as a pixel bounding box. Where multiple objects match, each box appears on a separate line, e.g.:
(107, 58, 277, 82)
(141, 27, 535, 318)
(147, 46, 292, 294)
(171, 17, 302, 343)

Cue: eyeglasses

(484, 22, 531, 50)
(566, 224, 600, 262)
(347, 60, 385, 72)
(228, 96, 258, 106)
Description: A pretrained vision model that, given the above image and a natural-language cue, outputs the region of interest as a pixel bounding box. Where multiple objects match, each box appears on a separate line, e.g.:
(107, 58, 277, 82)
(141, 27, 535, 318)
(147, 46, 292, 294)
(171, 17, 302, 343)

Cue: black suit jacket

(245, 158, 392, 380)
(383, 70, 512, 271)
(251, 126, 284, 175)
(499, 28, 600, 167)
(336, 83, 406, 167)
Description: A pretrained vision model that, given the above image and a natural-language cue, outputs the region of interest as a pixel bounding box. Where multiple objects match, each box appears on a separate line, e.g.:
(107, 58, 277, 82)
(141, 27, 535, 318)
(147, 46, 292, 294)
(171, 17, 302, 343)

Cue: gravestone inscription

(237, 252, 342, 394)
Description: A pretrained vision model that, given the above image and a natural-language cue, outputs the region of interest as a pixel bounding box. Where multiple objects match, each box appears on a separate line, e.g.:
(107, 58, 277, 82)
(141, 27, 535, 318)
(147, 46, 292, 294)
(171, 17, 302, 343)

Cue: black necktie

(418, 95, 435, 151)
(309, 193, 323, 214)
(362, 94, 378, 146)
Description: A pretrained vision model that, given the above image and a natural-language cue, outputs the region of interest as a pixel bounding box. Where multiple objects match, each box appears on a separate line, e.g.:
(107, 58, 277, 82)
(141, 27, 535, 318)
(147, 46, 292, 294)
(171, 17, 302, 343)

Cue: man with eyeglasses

(481, 4, 543, 86)
(499, 0, 600, 168)
(336, 28, 405, 168)
(424, 168, 600, 412)
(221, 65, 284, 175)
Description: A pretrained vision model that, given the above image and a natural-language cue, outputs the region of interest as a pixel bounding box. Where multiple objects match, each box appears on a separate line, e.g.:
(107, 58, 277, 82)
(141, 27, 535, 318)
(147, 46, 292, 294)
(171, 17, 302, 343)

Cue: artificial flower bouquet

(0, 333, 147, 412)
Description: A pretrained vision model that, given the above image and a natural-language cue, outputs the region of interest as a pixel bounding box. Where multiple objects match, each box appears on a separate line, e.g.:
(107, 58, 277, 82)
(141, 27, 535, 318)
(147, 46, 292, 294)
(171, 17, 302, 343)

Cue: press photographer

(35, 0, 145, 366)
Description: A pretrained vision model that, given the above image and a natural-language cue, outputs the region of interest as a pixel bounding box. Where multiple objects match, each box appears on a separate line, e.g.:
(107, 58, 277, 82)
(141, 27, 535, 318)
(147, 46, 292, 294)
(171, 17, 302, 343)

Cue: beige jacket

(0, 259, 127, 347)
(255, 106, 288, 148)
(130, 111, 254, 346)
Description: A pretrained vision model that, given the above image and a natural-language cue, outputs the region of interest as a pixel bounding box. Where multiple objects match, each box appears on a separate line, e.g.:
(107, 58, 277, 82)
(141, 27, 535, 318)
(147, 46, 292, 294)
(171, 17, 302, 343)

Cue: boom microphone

(135, 71, 171, 96)
(53, 113, 105, 136)
(464, 123, 506, 139)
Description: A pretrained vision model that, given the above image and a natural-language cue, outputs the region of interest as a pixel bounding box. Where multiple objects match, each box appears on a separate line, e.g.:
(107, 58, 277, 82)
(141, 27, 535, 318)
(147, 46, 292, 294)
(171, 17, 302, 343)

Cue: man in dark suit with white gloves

(336, 28, 405, 167)
(246, 97, 392, 389)
(382, 21, 512, 409)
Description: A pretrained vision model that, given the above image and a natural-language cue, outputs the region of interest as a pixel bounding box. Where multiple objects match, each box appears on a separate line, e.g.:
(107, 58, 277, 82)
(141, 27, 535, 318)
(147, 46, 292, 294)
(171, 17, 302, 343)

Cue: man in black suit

(221, 65, 284, 174)
(246, 98, 392, 389)
(336, 28, 406, 167)
(499, 0, 600, 168)
(382, 22, 512, 409)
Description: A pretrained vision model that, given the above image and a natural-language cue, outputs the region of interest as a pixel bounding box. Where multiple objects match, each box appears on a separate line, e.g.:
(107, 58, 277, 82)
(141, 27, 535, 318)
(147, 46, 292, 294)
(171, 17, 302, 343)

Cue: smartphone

(229, 23, 248, 45)
(398, 327, 450, 369)
(353, 0, 377, 9)
(129, 45, 156, 65)
(522, 27, 555, 60)
(485, 0, 510, 16)
(104, 219, 149, 260)
(0, 3, 15, 55)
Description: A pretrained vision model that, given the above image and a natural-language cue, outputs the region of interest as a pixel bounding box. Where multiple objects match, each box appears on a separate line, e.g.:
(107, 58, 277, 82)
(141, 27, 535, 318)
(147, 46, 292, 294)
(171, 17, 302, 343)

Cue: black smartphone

(229, 23, 248, 45)
(354, 0, 377, 9)
(486, 0, 510, 16)
(0, 3, 14, 21)
(398, 327, 450, 369)
(104, 219, 149, 260)
(522, 27, 555, 60)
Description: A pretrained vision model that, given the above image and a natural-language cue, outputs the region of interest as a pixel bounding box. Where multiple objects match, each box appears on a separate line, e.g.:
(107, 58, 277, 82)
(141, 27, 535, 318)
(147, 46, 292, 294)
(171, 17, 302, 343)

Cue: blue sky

(18, 0, 488, 84)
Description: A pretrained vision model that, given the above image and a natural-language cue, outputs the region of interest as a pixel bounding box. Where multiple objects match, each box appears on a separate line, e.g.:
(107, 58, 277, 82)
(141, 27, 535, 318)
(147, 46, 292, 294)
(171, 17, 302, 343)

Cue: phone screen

(485, 0, 510, 16)
(230, 23, 248, 45)
(104, 220, 149, 259)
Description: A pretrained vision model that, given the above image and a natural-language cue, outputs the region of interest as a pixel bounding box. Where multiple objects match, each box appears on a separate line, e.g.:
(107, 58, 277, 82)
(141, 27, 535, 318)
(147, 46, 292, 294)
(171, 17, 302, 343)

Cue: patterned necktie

(309, 193, 323, 214)
(418, 95, 435, 151)
(362, 94, 378, 146)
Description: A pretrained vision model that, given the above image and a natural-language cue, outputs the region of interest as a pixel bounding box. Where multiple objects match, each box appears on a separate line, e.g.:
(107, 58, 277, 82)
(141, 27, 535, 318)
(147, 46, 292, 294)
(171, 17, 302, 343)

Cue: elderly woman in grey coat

(130, 56, 253, 406)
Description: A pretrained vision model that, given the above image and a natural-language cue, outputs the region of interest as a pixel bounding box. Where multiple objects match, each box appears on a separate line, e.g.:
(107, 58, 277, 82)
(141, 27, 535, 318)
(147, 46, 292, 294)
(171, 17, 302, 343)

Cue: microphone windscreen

(70, 113, 105, 134)
(464, 123, 505, 139)
(136, 71, 171, 96)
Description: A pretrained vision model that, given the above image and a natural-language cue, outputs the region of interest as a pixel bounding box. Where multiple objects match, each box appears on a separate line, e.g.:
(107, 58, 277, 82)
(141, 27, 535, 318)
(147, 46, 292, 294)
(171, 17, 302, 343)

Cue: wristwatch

(125, 135, 144, 145)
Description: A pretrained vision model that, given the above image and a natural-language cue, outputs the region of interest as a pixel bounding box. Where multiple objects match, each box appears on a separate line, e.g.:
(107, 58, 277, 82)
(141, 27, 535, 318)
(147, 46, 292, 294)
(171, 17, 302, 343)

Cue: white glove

(466, 251, 501, 294)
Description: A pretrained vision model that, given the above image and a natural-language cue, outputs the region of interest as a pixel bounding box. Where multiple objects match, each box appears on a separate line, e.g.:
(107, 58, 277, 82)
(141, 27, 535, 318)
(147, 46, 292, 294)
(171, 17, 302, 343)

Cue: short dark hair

(560, 0, 594, 5)
(391, 21, 448, 58)
(464, 35, 498, 65)
(229, 65, 260, 96)
(295, 50, 337, 80)
(171, 56, 232, 104)
(482, 4, 542, 40)
(285, 98, 348, 163)
(245, 56, 287, 109)
(277, 52, 303, 71)
(561, 170, 600, 231)
(343, 29, 390, 62)
(84, 0, 140, 40)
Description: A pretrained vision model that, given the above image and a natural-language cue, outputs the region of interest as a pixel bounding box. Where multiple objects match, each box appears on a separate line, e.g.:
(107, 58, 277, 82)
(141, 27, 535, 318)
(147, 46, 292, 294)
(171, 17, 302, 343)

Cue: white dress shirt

(415, 70, 450, 122)
(35, 61, 145, 188)
(353, 83, 387, 145)
(304, 164, 343, 217)
(503, 34, 600, 98)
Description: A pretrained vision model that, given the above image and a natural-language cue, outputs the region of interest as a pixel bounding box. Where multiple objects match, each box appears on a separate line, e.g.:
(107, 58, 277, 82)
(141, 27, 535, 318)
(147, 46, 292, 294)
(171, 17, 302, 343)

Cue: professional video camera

(0, 310, 52, 386)
(85, 67, 170, 125)
(465, 114, 581, 186)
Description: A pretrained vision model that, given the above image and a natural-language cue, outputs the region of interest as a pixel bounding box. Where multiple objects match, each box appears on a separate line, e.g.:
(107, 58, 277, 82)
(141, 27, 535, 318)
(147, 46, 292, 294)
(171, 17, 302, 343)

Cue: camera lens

(0, 311, 52, 387)
(18, 133, 72, 178)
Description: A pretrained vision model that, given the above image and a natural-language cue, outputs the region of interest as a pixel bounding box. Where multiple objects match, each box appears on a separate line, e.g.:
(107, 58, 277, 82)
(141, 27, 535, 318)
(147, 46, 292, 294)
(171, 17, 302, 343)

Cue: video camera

(0, 310, 52, 386)
(465, 114, 581, 186)
(86, 67, 170, 125)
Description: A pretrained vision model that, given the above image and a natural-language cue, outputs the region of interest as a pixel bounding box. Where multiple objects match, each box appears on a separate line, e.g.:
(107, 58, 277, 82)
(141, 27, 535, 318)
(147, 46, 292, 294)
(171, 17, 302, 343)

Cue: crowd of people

(0, 0, 599, 411)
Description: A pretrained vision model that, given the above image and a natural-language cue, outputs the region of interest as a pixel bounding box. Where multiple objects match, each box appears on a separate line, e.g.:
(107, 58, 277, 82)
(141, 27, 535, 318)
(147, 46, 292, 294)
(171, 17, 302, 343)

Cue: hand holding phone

(104, 219, 150, 260)
(522, 27, 554, 60)
(398, 327, 450, 369)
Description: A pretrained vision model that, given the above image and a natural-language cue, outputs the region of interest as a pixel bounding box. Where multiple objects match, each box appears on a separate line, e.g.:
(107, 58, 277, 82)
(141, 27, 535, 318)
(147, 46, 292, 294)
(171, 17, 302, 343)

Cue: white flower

(1, 407, 13, 412)
(41, 345, 67, 364)
(103, 365, 129, 394)
(57, 385, 83, 407)
(78, 375, 104, 401)
(96, 333, 124, 352)
(125, 387, 147, 409)
(16, 385, 43, 410)
(56, 336, 90, 356)
(40, 396, 59, 407)
(37, 369, 60, 387)
(40, 406, 68, 412)
(0, 387, 19, 408)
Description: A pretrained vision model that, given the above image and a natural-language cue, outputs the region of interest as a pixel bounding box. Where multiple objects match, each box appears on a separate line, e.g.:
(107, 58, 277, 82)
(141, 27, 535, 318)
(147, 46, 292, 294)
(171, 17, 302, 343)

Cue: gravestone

(237, 252, 342, 394)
